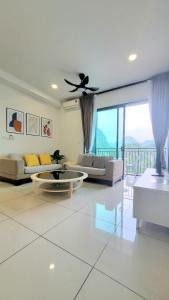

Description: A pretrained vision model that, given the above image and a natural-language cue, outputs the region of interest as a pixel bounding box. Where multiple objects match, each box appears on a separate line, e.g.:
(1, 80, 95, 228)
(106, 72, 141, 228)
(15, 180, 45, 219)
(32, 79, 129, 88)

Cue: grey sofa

(64, 154, 123, 186)
(0, 154, 61, 185)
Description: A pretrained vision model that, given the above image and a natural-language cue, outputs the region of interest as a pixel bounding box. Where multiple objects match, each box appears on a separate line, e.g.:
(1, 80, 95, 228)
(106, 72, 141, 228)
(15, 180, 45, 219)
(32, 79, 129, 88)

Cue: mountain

(125, 136, 140, 147)
(96, 128, 115, 148)
(96, 130, 155, 149)
(142, 140, 155, 147)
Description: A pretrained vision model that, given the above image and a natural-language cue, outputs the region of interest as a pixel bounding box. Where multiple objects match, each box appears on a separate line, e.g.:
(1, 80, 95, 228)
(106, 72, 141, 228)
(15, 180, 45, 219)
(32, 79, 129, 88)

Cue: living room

(0, 1, 169, 300)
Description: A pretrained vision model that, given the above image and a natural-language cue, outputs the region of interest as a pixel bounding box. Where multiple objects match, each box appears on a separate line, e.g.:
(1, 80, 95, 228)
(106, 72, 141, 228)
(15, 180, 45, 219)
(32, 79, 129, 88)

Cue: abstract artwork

(26, 113, 40, 136)
(41, 117, 52, 137)
(6, 108, 24, 134)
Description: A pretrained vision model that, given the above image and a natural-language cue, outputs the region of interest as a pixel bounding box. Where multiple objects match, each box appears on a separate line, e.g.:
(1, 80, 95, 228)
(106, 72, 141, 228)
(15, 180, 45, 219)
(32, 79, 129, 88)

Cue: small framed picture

(26, 113, 40, 136)
(6, 108, 24, 134)
(41, 117, 52, 137)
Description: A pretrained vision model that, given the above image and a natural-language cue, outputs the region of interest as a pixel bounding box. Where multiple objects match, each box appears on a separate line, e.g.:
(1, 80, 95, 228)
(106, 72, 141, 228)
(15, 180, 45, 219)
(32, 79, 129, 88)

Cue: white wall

(59, 108, 83, 161)
(96, 81, 151, 109)
(0, 82, 60, 155)
(60, 81, 151, 161)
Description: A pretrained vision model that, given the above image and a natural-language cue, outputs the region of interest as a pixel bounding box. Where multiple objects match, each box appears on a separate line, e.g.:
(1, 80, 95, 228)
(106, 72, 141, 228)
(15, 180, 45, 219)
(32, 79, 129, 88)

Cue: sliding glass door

(96, 105, 125, 160)
(96, 101, 155, 175)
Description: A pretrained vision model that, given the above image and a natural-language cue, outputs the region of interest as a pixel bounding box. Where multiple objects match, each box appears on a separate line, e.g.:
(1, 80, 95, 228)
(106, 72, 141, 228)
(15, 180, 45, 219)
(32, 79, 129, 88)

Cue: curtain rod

(96, 79, 148, 95)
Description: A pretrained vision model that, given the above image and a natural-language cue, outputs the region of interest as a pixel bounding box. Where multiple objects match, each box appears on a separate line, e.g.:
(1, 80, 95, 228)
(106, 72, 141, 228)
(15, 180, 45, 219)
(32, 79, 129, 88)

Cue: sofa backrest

(77, 154, 113, 169)
(8, 153, 23, 160)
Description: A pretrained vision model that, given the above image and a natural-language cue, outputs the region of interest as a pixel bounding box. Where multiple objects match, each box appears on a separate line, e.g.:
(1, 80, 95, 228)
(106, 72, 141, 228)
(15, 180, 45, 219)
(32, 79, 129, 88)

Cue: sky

(125, 103, 154, 142)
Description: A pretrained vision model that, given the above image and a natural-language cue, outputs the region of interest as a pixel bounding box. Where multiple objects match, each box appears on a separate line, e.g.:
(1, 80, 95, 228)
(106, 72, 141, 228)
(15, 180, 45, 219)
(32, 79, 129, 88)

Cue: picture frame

(6, 108, 24, 134)
(41, 117, 52, 138)
(26, 113, 40, 136)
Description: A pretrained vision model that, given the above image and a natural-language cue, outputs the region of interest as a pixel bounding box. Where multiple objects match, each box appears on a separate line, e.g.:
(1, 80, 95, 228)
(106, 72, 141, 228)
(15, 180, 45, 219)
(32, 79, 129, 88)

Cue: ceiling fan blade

(64, 79, 78, 87)
(82, 76, 89, 85)
(86, 87, 99, 91)
(70, 87, 79, 92)
(79, 73, 85, 81)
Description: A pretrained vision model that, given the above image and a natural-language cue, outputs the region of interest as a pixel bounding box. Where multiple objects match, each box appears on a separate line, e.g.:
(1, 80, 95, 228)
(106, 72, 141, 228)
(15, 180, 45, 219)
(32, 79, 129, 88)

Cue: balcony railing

(96, 147, 165, 175)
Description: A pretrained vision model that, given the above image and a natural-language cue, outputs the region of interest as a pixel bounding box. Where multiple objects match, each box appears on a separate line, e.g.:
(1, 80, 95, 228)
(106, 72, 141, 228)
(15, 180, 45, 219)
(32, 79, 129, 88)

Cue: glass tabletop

(37, 170, 85, 180)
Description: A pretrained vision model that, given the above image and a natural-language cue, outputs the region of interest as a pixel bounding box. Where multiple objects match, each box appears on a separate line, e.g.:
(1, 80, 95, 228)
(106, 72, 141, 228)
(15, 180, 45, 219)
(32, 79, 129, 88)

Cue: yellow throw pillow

(39, 153, 52, 165)
(24, 154, 40, 167)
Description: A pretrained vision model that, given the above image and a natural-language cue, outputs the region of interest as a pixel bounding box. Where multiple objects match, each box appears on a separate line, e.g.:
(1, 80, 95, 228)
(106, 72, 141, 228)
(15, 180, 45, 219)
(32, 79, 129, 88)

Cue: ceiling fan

(64, 73, 99, 95)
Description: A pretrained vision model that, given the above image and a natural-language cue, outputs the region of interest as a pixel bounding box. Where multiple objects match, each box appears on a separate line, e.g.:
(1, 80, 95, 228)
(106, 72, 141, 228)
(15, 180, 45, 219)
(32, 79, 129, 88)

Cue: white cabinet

(133, 168, 169, 229)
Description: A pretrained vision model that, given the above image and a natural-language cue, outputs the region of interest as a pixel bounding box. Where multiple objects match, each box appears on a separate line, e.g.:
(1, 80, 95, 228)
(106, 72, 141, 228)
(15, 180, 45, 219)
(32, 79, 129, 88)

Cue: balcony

(96, 147, 163, 175)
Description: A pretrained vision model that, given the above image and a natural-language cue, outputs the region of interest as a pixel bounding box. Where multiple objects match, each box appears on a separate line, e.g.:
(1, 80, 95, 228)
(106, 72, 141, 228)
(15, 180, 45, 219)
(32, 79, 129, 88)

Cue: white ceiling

(0, 0, 169, 103)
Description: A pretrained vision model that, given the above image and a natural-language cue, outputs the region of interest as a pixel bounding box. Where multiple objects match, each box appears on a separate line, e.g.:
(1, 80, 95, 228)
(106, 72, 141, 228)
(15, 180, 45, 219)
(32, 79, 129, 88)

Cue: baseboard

(0, 176, 32, 186)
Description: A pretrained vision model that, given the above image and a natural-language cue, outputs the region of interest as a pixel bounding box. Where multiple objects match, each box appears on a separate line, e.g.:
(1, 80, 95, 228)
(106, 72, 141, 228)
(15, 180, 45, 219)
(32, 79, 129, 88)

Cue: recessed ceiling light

(51, 84, 58, 89)
(49, 264, 55, 270)
(128, 54, 137, 62)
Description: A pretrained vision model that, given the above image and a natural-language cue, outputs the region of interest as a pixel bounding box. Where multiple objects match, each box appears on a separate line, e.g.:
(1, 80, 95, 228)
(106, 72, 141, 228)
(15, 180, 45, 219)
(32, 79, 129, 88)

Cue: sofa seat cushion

(66, 164, 106, 176)
(24, 164, 61, 174)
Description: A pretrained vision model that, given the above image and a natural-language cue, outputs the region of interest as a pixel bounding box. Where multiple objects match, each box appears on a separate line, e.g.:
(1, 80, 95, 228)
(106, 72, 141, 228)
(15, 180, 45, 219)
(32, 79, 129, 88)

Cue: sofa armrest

(105, 159, 123, 180)
(0, 158, 25, 177)
(64, 161, 76, 169)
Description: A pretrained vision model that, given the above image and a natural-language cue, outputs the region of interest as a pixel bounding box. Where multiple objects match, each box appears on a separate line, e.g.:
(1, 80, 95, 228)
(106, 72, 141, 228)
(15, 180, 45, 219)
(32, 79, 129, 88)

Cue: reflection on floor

(0, 178, 169, 299)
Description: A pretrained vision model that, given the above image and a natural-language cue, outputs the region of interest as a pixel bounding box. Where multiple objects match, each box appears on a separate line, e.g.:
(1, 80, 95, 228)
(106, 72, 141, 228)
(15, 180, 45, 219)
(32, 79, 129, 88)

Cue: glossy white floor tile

(0, 238, 91, 300)
(96, 227, 169, 300)
(0, 219, 37, 263)
(0, 179, 169, 299)
(76, 269, 143, 300)
(0, 193, 45, 217)
(0, 181, 12, 188)
(0, 189, 23, 202)
(79, 201, 123, 226)
(0, 184, 32, 202)
(44, 212, 114, 265)
(14, 202, 75, 234)
(117, 202, 169, 244)
(0, 212, 8, 223)
(141, 222, 169, 244)
(79, 196, 131, 227)
(38, 190, 91, 211)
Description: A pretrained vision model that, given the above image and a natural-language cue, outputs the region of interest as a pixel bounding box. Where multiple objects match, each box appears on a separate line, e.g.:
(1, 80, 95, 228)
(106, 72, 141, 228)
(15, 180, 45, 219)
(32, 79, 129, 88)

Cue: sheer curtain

(79, 93, 95, 153)
(150, 72, 169, 175)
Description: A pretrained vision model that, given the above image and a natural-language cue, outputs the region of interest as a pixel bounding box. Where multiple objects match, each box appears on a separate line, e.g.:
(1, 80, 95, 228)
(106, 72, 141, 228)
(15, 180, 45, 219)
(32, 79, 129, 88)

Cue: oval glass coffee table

(31, 170, 88, 198)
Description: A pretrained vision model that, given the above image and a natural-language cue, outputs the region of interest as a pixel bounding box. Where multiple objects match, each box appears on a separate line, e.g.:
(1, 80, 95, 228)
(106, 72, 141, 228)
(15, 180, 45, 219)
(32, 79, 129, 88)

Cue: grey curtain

(80, 94, 94, 153)
(150, 72, 169, 175)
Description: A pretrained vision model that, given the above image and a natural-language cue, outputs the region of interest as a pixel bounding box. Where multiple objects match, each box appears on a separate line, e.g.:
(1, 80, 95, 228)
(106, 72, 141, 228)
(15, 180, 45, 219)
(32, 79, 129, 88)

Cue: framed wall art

(41, 117, 52, 137)
(6, 108, 24, 134)
(26, 113, 40, 136)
